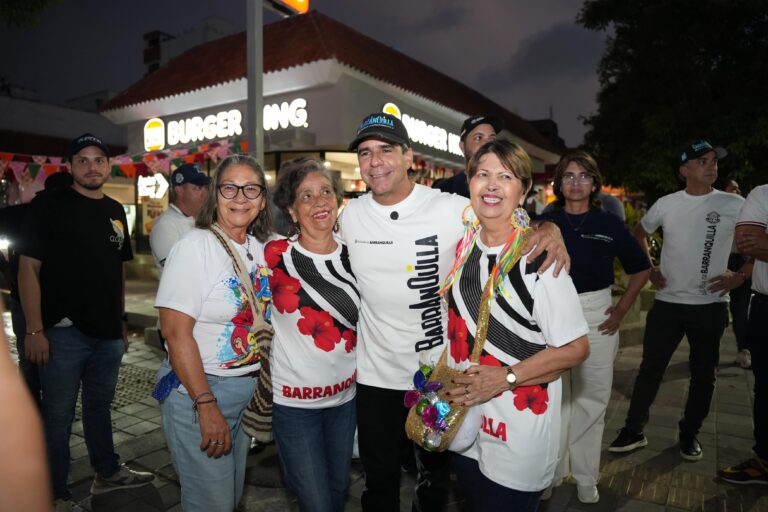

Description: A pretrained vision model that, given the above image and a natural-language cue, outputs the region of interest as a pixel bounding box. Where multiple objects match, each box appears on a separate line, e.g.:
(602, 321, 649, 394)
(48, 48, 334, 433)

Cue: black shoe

(608, 428, 648, 453)
(679, 433, 702, 461)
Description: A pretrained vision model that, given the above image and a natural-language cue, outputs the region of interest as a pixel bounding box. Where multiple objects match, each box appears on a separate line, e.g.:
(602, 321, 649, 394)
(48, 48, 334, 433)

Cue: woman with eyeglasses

(154, 155, 273, 511)
(266, 157, 360, 512)
(537, 151, 650, 504)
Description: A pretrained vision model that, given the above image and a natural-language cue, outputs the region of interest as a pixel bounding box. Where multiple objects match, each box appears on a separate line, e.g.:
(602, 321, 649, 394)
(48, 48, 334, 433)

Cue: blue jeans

(158, 362, 257, 512)
(39, 326, 124, 499)
(273, 399, 356, 512)
(454, 455, 542, 511)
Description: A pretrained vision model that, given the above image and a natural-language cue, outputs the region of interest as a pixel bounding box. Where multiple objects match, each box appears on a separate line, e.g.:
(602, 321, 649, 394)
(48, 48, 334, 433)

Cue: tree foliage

(578, 0, 768, 201)
(0, 0, 61, 27)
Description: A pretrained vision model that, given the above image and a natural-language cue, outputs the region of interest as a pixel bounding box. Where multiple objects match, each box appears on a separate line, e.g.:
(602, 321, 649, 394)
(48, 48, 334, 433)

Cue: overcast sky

(0, 0, 605, 146)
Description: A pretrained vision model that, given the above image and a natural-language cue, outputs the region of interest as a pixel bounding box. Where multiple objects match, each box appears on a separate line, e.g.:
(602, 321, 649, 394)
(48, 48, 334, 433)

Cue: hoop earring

(511, 207, 530, 230)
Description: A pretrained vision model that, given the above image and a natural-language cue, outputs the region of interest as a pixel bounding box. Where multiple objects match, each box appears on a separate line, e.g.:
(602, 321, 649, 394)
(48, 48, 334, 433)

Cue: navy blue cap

(680, 140, 727, 164)
(69, 133, 110, 159)
(460, 115, 503, 141)
(349, 112, 411, 151)
(171, 164, 211, 186)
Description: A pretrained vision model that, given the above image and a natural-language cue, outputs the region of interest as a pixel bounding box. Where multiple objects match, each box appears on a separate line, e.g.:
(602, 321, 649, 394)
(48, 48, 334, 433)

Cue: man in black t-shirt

(433, 115, 502, 197)
(19, 133, 153, 508)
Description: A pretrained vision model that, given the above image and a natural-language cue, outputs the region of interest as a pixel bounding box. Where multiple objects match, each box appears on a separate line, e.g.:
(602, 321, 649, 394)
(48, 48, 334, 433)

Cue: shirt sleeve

(613, 218, 651, 274)
(18, 197, 47, 260)
(531, 266, 589, 348)
(149, 216, 178, 268)
(640, 197, 665, 234)
(737, 185, 768, 228)
(155, 234, 210, 319)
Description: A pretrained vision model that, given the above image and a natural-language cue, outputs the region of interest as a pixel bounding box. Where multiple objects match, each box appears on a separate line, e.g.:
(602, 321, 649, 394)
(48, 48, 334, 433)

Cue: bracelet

(26, 328, 44, 336)
(192, 392, 217, 423)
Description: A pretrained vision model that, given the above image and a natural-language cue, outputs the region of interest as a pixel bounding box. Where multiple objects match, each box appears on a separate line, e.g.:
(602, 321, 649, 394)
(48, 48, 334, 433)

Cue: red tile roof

(101, 11, 563, 154)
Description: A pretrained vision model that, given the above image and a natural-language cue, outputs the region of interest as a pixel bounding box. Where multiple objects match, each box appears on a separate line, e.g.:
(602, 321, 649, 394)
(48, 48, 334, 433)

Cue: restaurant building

(100, 11, 565, 251)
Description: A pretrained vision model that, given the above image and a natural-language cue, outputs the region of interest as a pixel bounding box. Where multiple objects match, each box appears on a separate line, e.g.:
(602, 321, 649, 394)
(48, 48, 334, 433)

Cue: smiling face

(288, 171, 339, 238)
(460, 123, 497, 161)
(356, 138, 414, 205)
(215, 164, 266, 235)
(469, 152, 527, 228)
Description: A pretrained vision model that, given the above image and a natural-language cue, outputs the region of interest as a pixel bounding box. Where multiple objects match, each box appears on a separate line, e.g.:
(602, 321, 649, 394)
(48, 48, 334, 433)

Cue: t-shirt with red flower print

(155, 228, 269, 377)
(447, 236, 588, 492)
(267, 235, 360, 409)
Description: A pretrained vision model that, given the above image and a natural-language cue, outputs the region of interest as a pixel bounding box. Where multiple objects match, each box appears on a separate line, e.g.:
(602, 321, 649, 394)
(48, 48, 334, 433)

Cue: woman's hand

(598, 305, 626, 336)
(446, 365, 509, 406)
(197, 401, 232, 458)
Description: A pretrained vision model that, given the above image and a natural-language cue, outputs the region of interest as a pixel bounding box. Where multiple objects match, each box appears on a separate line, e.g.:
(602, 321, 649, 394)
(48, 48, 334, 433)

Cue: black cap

(348, 113, 411, 151)
(460, 115, 503, 141)
(171, 163, 211, 186)
(680, 140, 727, 164)
(69, 133, 110, 160)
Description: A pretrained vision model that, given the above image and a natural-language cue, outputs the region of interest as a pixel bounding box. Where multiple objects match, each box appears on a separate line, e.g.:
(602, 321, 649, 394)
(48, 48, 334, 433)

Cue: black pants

(728, 253, 751, 351)
(625, 300, 727, 436)
(748, 293, 768, 460)
(356, 383, 451, 512)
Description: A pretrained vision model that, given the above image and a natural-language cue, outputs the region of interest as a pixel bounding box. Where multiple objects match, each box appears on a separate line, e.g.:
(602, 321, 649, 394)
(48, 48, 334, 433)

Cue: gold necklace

(565, 210, 589, 231)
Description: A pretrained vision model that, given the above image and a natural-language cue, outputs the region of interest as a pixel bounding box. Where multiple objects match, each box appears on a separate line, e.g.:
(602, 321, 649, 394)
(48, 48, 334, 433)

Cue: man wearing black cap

(19, 133, 153, 510)
(433, 115, 502, 197)
(609, 140, 748, 462)
(149, 163, 210, 274)
(341, 113, 568, 511)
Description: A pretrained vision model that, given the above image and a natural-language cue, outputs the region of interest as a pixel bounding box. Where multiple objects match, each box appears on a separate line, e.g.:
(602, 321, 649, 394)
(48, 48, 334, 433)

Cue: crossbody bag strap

(209, 225, 263, 333)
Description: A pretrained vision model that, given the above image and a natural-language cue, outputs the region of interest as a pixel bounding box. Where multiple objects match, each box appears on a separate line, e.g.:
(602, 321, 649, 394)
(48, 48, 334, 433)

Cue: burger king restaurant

(99, 11, 563, 254)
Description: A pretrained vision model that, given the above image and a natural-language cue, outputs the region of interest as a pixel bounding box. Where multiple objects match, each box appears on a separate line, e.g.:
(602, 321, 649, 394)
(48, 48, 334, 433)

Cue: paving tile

(121, 421, 161, 436)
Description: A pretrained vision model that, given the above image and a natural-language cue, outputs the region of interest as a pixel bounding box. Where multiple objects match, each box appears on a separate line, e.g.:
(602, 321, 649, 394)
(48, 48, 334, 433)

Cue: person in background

(721, 178, 752, 368)
(19, 133, 154, 511)
(719, 183, 767, 485)
(154, 155, 272, 511)
(443, 139, 589, 511)
(609, 140, 747, 462)
(150, 163, 210, 275)
(539, 151, 650, 503)
(433, 115, 503, 197)
(0, 171, 73, 408)
(268, 157, 360, 511)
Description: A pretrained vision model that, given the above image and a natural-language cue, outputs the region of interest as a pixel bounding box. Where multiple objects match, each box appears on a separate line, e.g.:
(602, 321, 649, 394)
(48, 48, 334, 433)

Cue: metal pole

(246, 0, 264, 165)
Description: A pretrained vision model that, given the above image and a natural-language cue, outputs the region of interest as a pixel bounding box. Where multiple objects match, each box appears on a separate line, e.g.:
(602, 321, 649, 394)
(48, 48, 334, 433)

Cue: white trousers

(555, 288, 618, 487)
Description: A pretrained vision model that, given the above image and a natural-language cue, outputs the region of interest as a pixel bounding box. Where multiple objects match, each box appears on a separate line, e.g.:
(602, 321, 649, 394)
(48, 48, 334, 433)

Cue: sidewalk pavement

(2, 280, 766, 511)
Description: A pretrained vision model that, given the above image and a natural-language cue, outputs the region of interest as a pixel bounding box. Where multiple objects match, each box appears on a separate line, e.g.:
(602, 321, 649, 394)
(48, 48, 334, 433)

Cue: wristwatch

(505, 366, 518, 389)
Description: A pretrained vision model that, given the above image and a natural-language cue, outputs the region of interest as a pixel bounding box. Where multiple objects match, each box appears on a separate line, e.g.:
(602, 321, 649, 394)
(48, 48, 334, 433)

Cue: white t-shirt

(267, 236, 360, 408)
(641, 189, 744, 304)
(149, 203, 194, 275)
(155, 228, 269, 376)
(339, 184, 469, 389)
(737, 184, 768, 295)
(447, 237, 589, 491)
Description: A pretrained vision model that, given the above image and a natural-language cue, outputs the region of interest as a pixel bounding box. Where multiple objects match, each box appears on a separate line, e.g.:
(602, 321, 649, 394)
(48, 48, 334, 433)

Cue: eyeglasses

(218, 183, 266, 200)
(561, 173, 594, 184)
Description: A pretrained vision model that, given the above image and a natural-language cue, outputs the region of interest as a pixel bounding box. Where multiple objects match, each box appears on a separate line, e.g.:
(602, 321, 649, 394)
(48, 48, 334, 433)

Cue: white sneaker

(737, 349, 752, 369)
(577, 484, 599, 504)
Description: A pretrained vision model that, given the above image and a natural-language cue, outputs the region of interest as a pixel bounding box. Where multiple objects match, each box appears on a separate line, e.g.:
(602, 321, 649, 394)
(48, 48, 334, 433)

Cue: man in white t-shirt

(609, 140, 748, 461)
(341, 112, 569, 511)
(719, 184, 768, 485)
(150, 163, 210, 275)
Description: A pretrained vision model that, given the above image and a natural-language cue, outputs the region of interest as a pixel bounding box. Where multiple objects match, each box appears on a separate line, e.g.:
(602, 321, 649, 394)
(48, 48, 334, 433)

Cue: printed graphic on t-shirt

(405, 234, 445, 352)
(218, 267, 267, 369)
(109, 218, 125, 250)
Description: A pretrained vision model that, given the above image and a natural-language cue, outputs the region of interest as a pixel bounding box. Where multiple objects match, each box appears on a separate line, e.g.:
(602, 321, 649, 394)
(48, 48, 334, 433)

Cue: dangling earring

(511, 206, 530, 230)
(334, 219, 340, 233)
